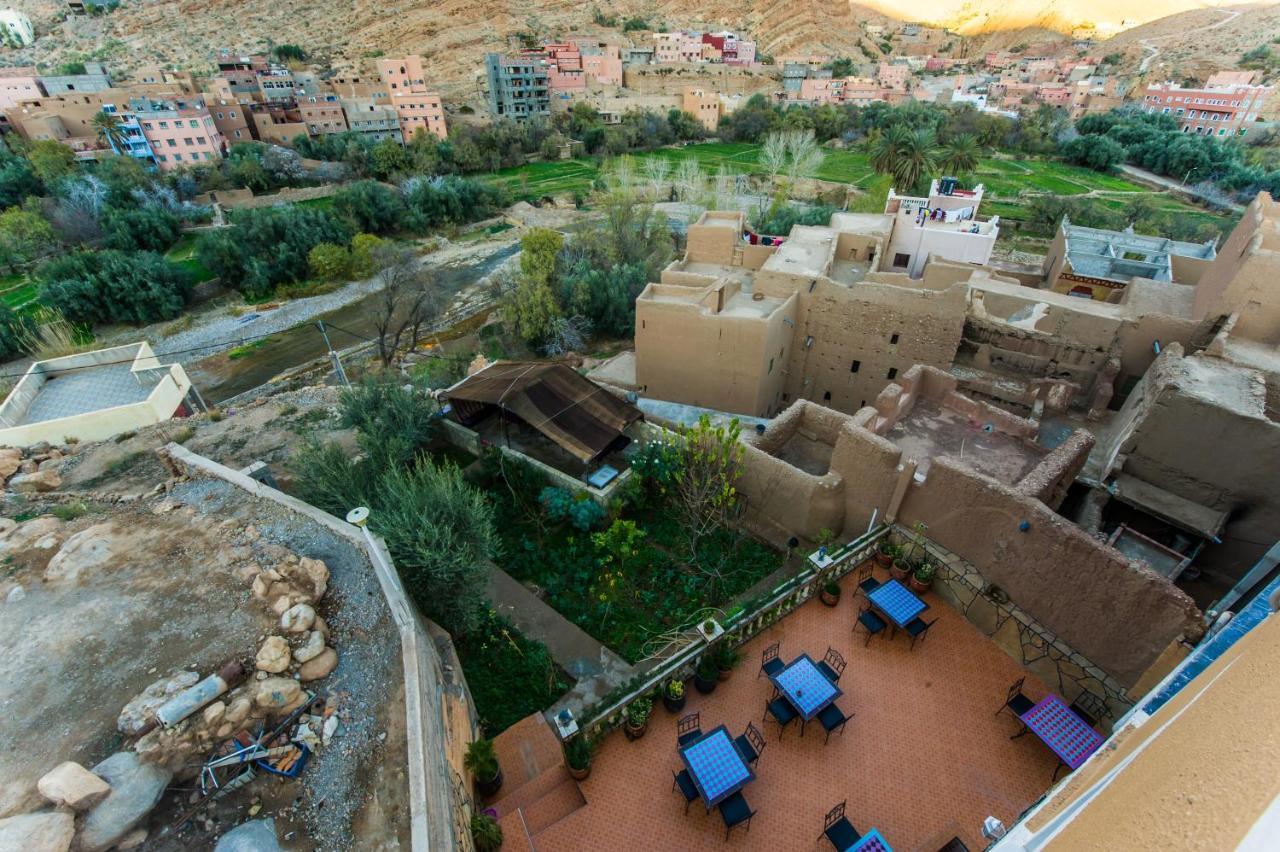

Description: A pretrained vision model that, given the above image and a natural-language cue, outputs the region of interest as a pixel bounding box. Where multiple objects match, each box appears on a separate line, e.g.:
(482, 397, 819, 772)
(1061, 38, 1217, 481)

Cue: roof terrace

(1061, 221, 1216, 284)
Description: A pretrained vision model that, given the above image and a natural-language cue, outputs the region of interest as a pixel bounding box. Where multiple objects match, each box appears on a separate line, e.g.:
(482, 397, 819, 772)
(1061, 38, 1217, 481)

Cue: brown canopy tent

(443, 361, 643, 464)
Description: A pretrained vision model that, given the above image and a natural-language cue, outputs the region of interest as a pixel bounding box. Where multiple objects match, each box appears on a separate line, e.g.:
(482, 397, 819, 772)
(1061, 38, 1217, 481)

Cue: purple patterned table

(770, 653, 842, 721)
(679, 725, 755, 808)
(1020, 694, 1104, 773)
(847, 828, 893, 852)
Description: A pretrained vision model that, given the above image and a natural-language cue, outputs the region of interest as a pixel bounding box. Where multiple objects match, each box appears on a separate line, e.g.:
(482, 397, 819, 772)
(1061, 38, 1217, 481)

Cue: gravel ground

(90, 235, 523, 366)
(163, 478, 407, 850)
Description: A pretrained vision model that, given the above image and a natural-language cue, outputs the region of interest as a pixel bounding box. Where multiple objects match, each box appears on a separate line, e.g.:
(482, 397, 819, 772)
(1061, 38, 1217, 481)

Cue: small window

(889, 333, 899, 345)
(850, 360, 860, 373)
(893, 253, 910, 268)
(822, 391, 831, 401)
(887, 368, 897, 380)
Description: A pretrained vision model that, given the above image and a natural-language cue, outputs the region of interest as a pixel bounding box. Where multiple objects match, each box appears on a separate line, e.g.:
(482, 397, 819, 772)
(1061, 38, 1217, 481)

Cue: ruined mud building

(627, 191, 1280, 634)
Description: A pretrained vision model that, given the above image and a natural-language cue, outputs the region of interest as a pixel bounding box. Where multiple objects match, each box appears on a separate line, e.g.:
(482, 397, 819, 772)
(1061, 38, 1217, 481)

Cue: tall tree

(92, 111, 129, 154)
(939, 134, 980, 176)
(867, 126, 939, 193)
(368, 244, 441, 366)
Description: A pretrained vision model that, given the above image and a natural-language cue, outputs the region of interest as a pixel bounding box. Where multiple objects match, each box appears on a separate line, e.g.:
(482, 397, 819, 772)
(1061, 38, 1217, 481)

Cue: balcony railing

(568, 525, 888, 743)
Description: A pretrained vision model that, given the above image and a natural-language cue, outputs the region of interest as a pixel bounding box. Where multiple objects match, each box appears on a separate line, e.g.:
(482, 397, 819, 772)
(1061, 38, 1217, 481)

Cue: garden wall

(892, 526, 1132, 725)
(895, 457, 1204, 688)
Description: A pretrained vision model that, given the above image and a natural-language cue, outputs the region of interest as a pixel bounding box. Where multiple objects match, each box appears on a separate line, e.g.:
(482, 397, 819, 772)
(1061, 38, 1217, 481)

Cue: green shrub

(38, 250, 192, 325)
(307, 242, 352, 281)
(470, 813, 503, 852)
(455, 611, 568, 734)
(568, 497, 605, 532)
(539, 486, 573, 522)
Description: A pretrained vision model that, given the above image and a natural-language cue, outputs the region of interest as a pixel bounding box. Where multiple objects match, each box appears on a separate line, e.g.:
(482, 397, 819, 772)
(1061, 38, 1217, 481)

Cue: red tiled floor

(534, 565, 1061, 852)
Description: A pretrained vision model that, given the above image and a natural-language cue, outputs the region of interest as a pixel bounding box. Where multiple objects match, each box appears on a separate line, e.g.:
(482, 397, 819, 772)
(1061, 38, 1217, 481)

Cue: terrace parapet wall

(892, 525, 1132, 727)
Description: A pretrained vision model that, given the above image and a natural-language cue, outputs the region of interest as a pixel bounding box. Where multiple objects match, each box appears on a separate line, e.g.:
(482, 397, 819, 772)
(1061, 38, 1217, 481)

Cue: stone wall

(896, 457, 1204, 687)
(894, 526, 1133, 726)
(1016, 429, 1095, 510)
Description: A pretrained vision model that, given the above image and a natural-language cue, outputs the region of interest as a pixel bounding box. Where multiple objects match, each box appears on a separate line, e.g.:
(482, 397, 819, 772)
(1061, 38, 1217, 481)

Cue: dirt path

(1139, 8, 1241, 72)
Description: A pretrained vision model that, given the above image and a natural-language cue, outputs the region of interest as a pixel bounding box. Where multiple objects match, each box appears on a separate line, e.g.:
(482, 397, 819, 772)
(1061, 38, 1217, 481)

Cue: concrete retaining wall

(159, 444, 475, 852)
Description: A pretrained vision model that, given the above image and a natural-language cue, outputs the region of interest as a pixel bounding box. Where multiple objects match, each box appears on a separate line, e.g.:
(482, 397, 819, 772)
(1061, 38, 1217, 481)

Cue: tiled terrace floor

(534, 564, 1062, 851)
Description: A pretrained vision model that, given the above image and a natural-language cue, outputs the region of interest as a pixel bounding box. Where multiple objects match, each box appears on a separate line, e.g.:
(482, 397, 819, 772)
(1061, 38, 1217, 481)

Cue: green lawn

(164, 233, 216, 283)
(0, 273, 39, 313)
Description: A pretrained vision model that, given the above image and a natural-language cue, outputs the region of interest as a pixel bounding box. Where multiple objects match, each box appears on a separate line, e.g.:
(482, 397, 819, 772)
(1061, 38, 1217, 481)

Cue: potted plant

(876, 540, 897, 569)
(713, 644, 740, 681)
(891, 553, 912, 582)
(820, 579, 842, 606)
(911, 560, 936, 593)
(697, 617, 724, 643)
(624, 696, 653, 740)
(464, 738, 503, 797)
(471, 813, 503, 852)
(564, 736, 594, 781)
(694, 657, 719, 694)
(663, 679, 686, 713)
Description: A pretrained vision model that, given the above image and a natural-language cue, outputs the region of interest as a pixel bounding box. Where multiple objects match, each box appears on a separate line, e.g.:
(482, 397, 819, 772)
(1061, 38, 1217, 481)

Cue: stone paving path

(485, 566, 635, 727)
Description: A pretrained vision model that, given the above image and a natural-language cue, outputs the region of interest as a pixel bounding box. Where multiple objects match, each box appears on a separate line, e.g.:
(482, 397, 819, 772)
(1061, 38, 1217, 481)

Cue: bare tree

(760, 131, 789, 184)
(784, 130, 825, 183)
(713, 165, 736, 210)
(370, 245, 441, 367)
(642, 157, 671, 200)
(673, 159, 705, 202)
(542, 315, 592, 357)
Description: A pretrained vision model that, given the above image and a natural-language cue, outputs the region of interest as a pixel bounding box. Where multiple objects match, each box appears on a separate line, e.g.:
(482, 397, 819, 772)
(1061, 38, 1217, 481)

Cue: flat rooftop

(886, 399, 1046, 484)
(19, 363, 163, 426)
(1063, 222, 1215, 284)
(828, 212, 893, 236)
(762, 226, 834, 278)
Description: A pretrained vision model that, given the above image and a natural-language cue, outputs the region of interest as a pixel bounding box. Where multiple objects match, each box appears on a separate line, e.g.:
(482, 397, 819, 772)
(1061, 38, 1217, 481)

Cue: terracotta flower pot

(624, 718, 649, 740)
(909, 575, 932, 593)
(875, 551, 893, 568)
(891, 561, 911, 582)
(568, 764, 591, 781)
(820, 587, 841, 606)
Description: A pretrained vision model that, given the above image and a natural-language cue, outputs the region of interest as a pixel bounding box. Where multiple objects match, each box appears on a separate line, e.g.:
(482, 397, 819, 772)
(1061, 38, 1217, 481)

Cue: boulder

(270, 593, 308, 616)
(0, 516, 63, 555)
(201, 701, 226, 727)
(45, 524, 120, 583)
(0, 811, 75, 852)
(9, 469, 61, 494)
(254, 678, 301, 711)
(254, 637, 290, 674)
(213, 818, 282, 852)
(224, 696, 253, 725)
(77, 752, 173, 852)
(17, 460, 36, 475)
(311, 616, 329, 639)
(0, 448, 21, 480)
(279, 604, 315, 634)
(298, 648, 337, 682)
(289, 557, 329, 600)
(37, 762, 110, 811)
(293, 631, 326, 664)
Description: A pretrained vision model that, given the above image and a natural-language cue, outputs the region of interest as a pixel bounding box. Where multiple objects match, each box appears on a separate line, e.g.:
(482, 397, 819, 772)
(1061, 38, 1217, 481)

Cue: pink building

(840, 78, 888, 107)
(796, 77, 844, 104)
(544, 44, 586, 92)
(1142, 81, 1271, 137)
(0, 67, 43, 114)
(654, 32, 707, 64)
(376, 55, 447, 140)
(877, 63, 910, 91)
(581, 53, 623, 86)
(1035, 83, 1075, 108)
(134, 97, 225, 170)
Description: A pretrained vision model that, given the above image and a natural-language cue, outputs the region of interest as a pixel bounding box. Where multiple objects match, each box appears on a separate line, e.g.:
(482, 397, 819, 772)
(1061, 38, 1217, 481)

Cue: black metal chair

(997, 677, 1037, 737)
(718, 791, 755, 840)
(733, 722, 767, 767)
(905, 616, 938, 650)
(763, 695, 799, 737)
(677, 712, 702, 748)
(856, 560, 882, 598)
(817, 646, 847, 683)
(855, 604, 887, 646)
(760, 641, 784, 680)
(1070, 691, 1107, 729)
(671, 768, 698, 814)
(816, 702, 851, 744)
(819, 800, 861, 850)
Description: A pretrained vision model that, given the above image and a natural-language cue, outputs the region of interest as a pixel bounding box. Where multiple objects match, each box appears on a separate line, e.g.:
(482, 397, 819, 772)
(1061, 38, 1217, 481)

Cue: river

(185, 242, 519, 403)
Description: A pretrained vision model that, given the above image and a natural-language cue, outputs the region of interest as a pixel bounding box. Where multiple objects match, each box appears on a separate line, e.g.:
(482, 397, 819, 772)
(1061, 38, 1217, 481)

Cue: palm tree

(940, 134, 980, 176)
(92, 110, 128, 154)
(868, 125, 939, 194)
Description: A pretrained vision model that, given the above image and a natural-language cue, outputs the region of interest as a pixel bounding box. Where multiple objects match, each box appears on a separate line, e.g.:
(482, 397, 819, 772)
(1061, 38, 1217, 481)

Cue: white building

(0, 342, 198, 447)
(0, 9, 33, 46)
(883, 179, 999, 278)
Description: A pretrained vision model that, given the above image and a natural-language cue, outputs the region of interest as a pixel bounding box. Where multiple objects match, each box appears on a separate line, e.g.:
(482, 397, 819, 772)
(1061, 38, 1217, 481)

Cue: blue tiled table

(866, 578, 927, 631)
(679, 725, 755, 808)
(770, 653, 842, 722)
(847, 828, 893, 852)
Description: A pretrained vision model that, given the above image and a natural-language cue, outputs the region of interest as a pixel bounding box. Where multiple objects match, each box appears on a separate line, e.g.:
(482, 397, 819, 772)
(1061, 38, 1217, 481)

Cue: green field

(0, 273, 38, 313)
(481, 142, 1225, 239)
(164, 234, 216, 283)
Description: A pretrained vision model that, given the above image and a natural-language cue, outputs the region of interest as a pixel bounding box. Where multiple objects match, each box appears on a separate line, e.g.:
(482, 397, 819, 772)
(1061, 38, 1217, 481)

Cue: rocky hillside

(0, 0, 1271, 101)
(1094, 3, 1280, 82)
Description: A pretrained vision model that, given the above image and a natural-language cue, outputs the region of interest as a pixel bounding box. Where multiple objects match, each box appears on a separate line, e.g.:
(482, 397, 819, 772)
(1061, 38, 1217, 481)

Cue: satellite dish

(346, 506, 370, 527)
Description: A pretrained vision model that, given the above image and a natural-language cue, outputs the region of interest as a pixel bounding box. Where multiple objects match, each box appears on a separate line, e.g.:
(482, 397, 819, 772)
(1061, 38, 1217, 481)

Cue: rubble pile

(0, 442, 73, 494)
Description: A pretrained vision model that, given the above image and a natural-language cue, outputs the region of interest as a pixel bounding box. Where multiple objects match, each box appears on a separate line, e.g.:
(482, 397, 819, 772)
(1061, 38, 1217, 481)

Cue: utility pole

(315, 320, 349, 387)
